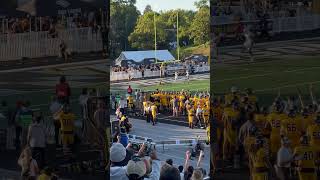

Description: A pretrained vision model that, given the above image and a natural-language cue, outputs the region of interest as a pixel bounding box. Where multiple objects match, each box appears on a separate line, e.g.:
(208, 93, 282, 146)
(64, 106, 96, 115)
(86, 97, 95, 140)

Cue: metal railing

(110, 64, 210, 81)
(0, 27, 103, 61)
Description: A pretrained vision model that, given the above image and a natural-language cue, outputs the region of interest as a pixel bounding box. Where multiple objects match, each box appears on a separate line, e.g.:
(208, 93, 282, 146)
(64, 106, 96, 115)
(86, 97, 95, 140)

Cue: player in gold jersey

(293, 135, 318, 180)
(187, 104, 195, 129)
(59, 104, 75, 155)
(151, 103, 157, 126)
(244, 126, 259, 178)
(280, 109, 303, 149)
(250, 137, 275, 180)
(307, 113, 320, 168)
(266, 102, 286, 162)
(223, 101, 240, 161)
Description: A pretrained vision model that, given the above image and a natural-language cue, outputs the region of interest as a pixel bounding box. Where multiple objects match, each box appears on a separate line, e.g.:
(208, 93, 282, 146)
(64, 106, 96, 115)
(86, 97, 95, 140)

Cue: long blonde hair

(19, 146, 32, 171)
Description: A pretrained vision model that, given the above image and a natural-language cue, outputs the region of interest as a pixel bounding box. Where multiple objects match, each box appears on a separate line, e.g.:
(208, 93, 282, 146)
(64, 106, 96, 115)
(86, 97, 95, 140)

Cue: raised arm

(183, 150, 191, 173)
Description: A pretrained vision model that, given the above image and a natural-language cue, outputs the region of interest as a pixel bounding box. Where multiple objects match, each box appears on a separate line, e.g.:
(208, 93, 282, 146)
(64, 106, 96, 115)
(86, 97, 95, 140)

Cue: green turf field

(0, 83, 108, 117)
(212, 55, 320, 105)
(110, 79, 210, 95)
(142, 79, 210, 92)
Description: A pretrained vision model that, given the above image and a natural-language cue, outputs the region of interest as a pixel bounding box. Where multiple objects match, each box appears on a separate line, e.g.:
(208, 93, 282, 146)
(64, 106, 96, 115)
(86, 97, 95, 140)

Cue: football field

(110, 73, 210, 95)
(212, 37, 320, 106)
(0, 61, 108, 116)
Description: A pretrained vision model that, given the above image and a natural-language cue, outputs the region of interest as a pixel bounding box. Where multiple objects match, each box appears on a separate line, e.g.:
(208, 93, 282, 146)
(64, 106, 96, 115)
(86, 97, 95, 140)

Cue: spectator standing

(275, 137, 294, 180)
(79, 88, 89, 120)
(15, 101, 33, 150)
(27, 116, 46, 169)
(55, 76, 71, 104)
(59, 40, 68, 61)
(127, 85, 133, 95)
(93, 101, 108, 144)
(50, 96, 62, 146)
(119, 97, 127, 115)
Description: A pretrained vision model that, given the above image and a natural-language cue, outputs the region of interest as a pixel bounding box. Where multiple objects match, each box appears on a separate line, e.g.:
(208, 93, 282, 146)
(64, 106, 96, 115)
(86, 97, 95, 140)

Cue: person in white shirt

(186, 70, 190, 81)
(174, 72, 178, 81)
(196, 106, 203, 128)
(275, 137, 294, 180)
(27, 116, 46, 169)
(78, 88, 89, 120)
(119, 97, 127, 115)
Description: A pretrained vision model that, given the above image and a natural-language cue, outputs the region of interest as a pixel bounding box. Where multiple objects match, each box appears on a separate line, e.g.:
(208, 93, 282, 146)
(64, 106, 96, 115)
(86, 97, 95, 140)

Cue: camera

(129, 139, 156, 156)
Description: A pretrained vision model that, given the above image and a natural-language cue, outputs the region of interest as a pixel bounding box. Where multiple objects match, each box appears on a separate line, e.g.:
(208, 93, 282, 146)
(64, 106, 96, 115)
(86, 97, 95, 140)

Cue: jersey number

(271, 120, 280, 128)
(62, 119, 71, 127)
(303, 151, 313, 161)
(287, 124, 297, 132)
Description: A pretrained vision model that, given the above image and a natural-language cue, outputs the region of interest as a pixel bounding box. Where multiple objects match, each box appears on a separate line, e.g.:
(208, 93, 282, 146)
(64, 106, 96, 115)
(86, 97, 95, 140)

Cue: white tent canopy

(115, 50, 175, 66)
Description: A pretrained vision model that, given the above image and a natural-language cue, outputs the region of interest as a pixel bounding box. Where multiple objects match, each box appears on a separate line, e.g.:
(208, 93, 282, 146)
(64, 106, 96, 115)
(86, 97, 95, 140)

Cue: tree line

(109, 0, 209, 58)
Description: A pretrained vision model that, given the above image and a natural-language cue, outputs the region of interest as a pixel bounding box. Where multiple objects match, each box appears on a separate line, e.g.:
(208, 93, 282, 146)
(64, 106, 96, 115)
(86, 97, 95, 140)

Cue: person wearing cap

(110, 141, 160, 180)
(127, 147, 160, 180)
(275, 136, 294, 180)
(110, 142, 129, 180)
(293, 135, 318, 180)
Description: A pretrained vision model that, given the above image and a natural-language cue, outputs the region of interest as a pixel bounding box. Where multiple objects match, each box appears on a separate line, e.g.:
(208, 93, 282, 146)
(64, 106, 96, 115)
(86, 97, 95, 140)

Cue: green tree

(110, 0, 140, 56)
(190, 7, 210, 45)
(128, 12, 167, 50)
(194, 0, 209, 9)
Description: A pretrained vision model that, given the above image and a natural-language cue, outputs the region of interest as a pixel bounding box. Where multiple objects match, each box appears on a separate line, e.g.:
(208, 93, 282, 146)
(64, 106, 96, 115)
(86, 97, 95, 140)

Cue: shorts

(252, 172, 268, 180)
(61, 133, 74, 145)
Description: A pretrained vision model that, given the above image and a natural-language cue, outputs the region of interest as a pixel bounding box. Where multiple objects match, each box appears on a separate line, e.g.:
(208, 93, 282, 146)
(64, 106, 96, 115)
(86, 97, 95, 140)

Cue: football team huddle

(212, 85, 320, 180)
(124, 90, 211, 141)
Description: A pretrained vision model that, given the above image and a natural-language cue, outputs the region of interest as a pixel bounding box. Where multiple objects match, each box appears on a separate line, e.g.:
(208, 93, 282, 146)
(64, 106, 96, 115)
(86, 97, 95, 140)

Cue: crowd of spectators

(110, 137, 209, 180)
(0, 75, 108, 179)
(0, 10, 104, 34)
(212, 0, 314, 19)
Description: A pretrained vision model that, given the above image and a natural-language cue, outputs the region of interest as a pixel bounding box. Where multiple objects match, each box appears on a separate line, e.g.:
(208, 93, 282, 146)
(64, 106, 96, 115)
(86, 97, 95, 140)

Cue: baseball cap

(126, 158, 147, 178)
(110, 143, 126, 162)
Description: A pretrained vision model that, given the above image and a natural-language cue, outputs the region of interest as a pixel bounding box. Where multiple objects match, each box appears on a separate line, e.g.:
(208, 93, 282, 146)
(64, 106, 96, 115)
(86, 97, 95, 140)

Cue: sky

(135, 0, 198, 13)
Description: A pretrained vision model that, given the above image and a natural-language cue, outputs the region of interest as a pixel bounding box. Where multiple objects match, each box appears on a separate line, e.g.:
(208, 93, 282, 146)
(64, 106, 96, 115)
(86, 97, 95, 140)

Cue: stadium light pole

(154, 11, 157, 63)
(176, 11, 179, 61)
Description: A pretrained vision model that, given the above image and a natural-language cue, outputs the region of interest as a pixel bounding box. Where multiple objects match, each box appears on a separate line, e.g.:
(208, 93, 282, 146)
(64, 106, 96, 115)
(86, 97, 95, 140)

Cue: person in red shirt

(127, 85, 133, 95)
(55, 76, 71, 104)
